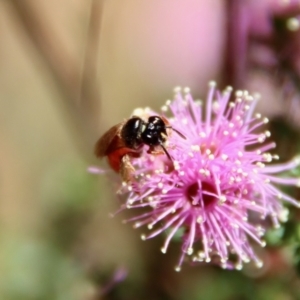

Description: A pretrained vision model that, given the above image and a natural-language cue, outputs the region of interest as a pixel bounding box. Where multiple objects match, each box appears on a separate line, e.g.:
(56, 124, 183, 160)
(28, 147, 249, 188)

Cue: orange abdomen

(107, 148, 140, 172)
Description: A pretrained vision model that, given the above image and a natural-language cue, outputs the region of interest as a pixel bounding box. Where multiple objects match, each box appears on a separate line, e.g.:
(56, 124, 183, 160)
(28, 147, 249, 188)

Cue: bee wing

(94, 122, 125, 157)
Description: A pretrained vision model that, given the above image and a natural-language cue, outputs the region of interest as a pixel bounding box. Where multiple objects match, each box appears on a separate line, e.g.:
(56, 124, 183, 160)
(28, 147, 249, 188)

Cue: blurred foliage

(0, 235, 90, 300)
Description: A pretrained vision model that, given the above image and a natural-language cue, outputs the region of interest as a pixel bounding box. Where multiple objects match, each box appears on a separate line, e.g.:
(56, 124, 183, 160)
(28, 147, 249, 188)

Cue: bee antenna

(166, 126, 186, 140)
(159, 141, 173, 161)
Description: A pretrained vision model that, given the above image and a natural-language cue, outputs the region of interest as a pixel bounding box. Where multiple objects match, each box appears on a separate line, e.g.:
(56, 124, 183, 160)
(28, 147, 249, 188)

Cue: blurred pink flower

(225, 0, 300, 125)
(107, 82, 300, 271)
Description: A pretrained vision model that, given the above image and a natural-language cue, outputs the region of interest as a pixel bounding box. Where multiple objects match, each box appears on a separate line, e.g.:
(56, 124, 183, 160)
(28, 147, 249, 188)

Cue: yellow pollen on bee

(131, 108, 147, 117)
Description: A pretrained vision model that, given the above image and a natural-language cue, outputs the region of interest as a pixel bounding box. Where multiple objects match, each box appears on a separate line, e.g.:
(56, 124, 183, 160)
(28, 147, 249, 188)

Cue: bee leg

(120, 154, 135, 182)
(147, 146, 164, 156)
(147, 144, 173, 161)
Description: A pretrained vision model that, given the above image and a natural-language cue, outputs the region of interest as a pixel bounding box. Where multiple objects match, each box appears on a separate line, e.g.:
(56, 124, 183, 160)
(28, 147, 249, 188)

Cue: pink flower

(108, 82, 300, 271)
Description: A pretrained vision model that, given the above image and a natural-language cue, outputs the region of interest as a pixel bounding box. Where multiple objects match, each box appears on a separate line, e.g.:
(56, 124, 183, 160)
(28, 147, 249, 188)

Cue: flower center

(186, 181, 217, 208)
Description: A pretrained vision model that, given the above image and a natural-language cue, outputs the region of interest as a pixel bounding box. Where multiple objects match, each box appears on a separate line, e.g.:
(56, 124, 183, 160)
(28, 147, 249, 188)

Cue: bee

(94, 115, 185, 181)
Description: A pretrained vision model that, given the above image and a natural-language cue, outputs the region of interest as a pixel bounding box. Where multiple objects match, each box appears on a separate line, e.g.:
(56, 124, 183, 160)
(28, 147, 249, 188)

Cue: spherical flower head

(113, 82, 300, 271)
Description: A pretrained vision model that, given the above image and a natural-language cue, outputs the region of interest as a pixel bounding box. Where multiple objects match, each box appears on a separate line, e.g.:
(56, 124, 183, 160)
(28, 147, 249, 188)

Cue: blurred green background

(0, 1, 300, 299)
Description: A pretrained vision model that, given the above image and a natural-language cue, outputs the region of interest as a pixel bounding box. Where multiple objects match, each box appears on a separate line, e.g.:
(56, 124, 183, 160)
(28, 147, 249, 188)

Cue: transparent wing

(94, 122, 124, 157)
